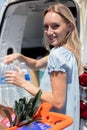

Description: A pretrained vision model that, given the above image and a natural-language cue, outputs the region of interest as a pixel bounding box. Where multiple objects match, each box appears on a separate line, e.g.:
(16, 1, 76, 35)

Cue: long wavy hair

(43, 3, 83, 75)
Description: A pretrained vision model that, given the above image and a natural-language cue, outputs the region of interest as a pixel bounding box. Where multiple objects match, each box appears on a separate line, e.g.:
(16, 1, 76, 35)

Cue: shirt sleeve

(47, 52, 70, 74)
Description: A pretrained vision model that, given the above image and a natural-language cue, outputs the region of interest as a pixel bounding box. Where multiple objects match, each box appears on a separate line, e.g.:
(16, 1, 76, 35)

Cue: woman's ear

(68, 22, 74, 31)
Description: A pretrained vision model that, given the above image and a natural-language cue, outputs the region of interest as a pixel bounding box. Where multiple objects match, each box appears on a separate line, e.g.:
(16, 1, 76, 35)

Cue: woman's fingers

(5, 71, 16, 82)
(4, 55, 13, 64)
(3, 53, 20, 64)
(5, 68, 25, 87)
(14, 66, 23, 73)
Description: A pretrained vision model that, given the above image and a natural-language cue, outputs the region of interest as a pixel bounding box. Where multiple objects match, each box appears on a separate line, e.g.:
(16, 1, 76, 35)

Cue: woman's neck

(56, 39, 67, 48)
(64, 44, 73, 53)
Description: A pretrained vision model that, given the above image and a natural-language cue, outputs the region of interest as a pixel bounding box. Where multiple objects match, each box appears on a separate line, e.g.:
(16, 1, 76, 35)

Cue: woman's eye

(44, 25, 48, 30)
(44, 24, 59, 30)
(52, 24, 59, 29)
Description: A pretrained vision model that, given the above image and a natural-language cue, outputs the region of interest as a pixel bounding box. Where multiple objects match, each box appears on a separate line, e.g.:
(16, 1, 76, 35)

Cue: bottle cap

(25, 74, 30, 81)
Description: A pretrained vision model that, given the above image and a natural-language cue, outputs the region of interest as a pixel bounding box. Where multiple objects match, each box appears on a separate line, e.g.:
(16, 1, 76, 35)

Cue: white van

(0, 0, 86, 129)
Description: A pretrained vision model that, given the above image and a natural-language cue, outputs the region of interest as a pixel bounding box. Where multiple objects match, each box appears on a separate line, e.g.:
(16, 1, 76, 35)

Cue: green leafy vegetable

(3, 90, 42, 127)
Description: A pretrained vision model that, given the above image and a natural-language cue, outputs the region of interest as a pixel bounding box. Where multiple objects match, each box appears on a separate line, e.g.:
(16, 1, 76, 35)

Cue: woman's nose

(47, 26, 53, 35)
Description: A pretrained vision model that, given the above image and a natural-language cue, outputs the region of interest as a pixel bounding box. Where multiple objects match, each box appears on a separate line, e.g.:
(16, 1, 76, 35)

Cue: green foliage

(3, 90, 42, 127)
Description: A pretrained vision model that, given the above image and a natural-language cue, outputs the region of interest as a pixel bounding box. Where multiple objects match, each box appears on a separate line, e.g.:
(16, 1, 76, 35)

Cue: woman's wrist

(21, 80, 28, 89)
(21, 80, 41, 96)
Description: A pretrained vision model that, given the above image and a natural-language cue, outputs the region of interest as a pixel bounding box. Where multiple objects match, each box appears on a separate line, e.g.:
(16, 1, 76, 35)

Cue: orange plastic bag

(6, 102, 73, 130)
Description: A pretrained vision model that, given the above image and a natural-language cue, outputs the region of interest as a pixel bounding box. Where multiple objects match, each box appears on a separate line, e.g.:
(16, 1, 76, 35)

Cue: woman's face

(44, 11, 71, 47)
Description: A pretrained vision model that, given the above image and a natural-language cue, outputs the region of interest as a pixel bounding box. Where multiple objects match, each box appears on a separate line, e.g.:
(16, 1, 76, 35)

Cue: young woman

(4, 3, 83, 130)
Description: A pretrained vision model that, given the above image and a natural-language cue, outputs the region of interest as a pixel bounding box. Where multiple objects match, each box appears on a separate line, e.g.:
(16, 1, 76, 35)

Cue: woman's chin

(50, 41, 58, 46)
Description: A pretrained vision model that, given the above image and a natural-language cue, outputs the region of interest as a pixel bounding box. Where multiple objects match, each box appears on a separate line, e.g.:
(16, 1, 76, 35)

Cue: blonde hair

(43, 3, 83, 75)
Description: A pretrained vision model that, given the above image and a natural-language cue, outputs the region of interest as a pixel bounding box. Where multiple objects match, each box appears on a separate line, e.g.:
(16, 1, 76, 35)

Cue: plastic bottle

(0, 62, 32, 107)
(0, 63, 19, 107)
(9, 63, 20, 107)
(19, 62, 32, 99)
(20, 62, 31, 81)
(0, 63, 9, 106)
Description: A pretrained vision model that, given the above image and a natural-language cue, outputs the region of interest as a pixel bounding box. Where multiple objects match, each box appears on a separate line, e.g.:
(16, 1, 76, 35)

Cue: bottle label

(17, 121, 52, 130)
(0, 77, 6, 85)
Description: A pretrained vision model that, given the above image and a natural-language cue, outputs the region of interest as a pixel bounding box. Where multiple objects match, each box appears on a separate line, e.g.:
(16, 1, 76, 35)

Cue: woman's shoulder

(48, 46, 76, 73)
(50, 46, 75, 62)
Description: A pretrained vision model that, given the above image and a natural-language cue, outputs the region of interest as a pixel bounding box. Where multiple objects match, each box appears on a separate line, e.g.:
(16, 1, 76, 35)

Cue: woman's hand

(5, 66, 26, 87)
(4, 53, 21, 64)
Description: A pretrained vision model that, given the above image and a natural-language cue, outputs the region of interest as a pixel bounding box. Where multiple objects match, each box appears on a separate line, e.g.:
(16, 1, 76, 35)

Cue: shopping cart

(6, 102, 73, 130)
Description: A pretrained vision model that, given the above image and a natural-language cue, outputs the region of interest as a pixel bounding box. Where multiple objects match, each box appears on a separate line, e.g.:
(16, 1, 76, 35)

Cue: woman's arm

(4, 53, 48, 70)
(5, 66, 67, 110)
(21, 55, 48, 69)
